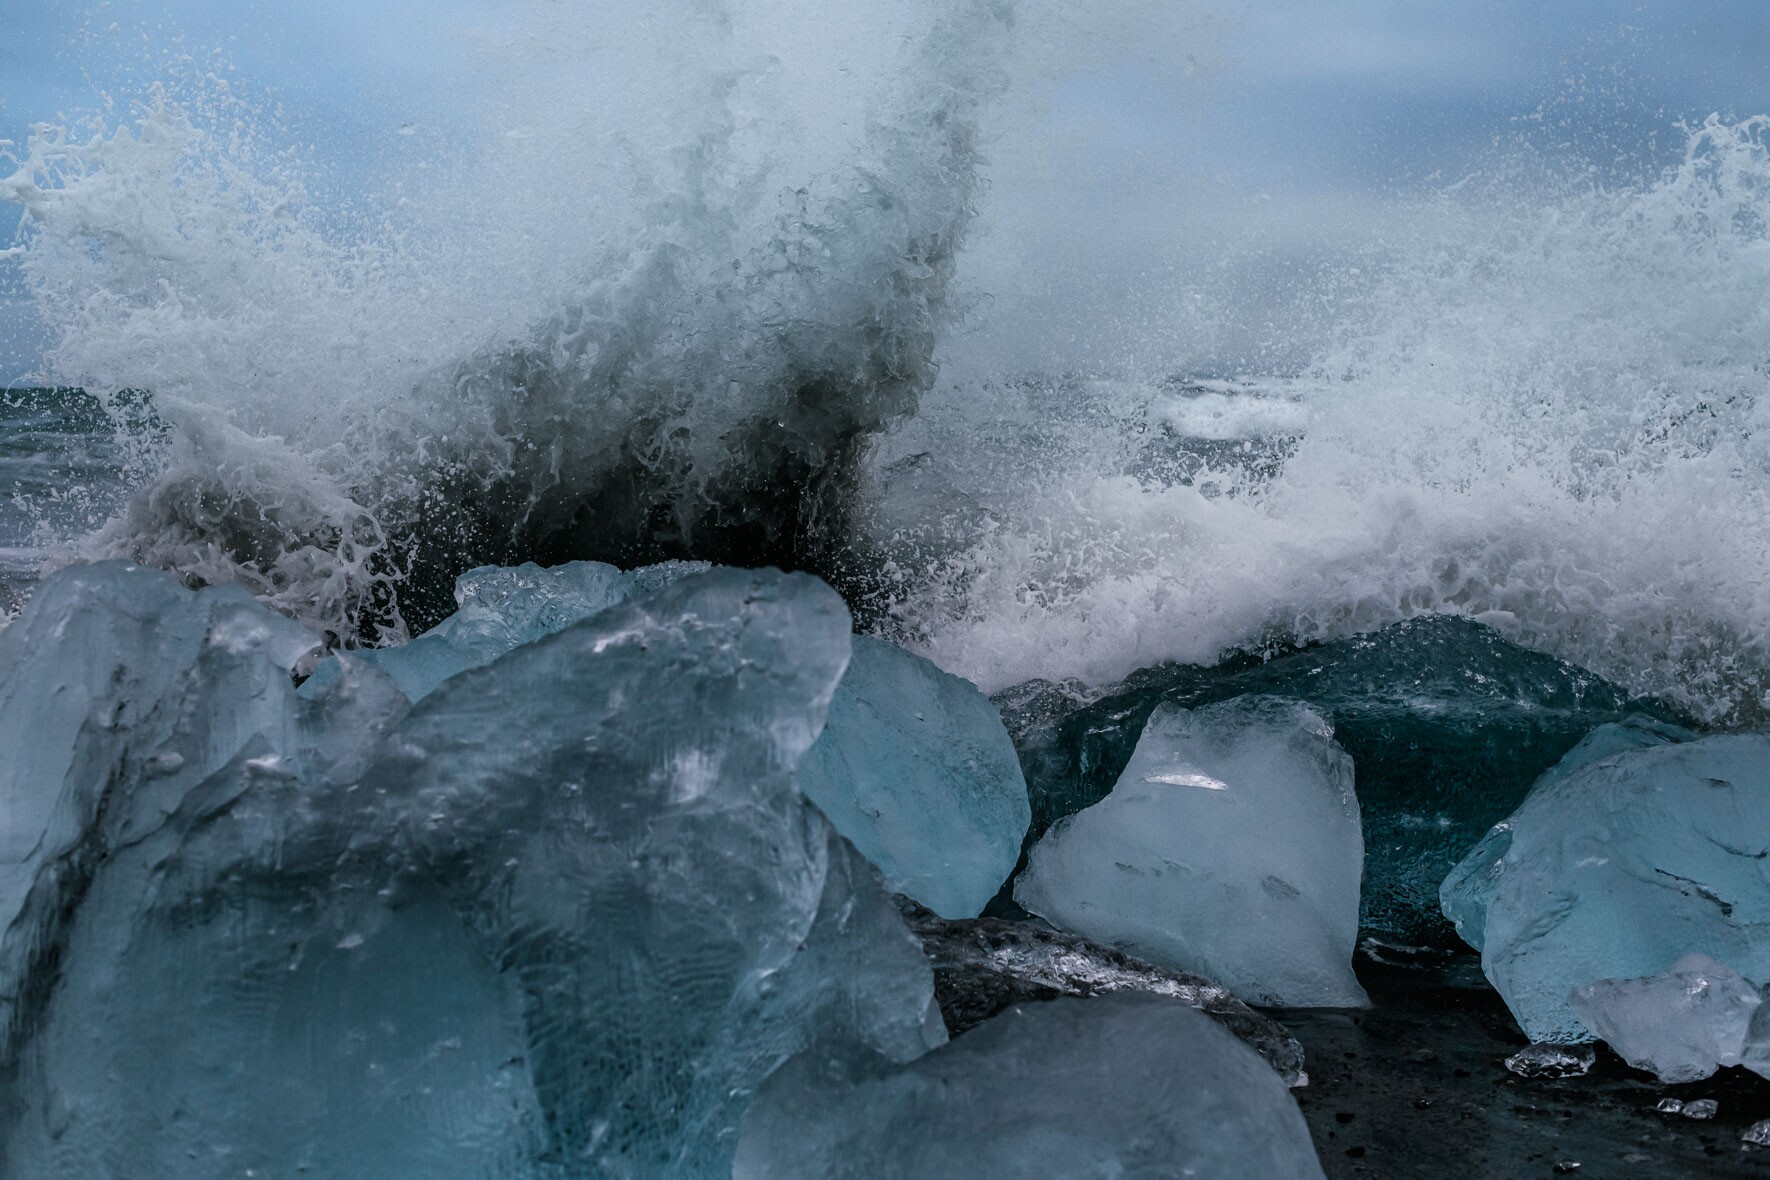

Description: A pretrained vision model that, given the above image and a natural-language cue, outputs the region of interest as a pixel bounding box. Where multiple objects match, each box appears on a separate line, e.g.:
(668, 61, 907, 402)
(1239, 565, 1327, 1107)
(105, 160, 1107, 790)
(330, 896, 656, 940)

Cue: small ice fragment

(1505, 1043, 1595, 1079)
(1553, 1163, 1580, 1175)
(1656, 1097, 1684, 1114)
(1682, 1099, 1719, 1120)
(1743, 1120, 1770, 1147)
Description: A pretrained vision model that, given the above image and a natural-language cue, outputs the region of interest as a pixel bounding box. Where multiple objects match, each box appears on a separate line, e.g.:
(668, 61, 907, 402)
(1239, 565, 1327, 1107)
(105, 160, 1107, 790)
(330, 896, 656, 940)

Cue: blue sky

(2, 0, 1766, 382)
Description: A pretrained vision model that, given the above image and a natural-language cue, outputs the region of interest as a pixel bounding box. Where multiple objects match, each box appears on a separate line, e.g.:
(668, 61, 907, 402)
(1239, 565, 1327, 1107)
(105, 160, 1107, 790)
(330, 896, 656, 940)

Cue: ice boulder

(1015, 696, 1367, 1007)
(0, 565, 944, 1179)
(0, 562, 318, 1064)
(733, 993, 1326, 1179)
(1441, 717, 1691, 952)
(1441, 733, 1770, 1043)
(381, 569, 946, 1173)
(301, 558, 708, 701)
(796, 635, 1029, 917)
(1570, 954, 1762, 1083)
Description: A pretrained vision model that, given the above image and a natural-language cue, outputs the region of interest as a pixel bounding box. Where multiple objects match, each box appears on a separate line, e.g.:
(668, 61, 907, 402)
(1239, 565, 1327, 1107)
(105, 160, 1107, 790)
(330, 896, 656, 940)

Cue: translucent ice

(897, 899, 1307, 1085)
(1570, 954, 1762, 1083)
(1000, 617, 1680, 943)
(380, 569, 945, 1172)
(796, 635, 1029, 917)
(1, 565, 943, 1179)
(0, 562, 317, 1064)
(301, 558, 709, 701)
(1441, 733, 1770, 1043)
(1504, 1043, 1596, 1079)
(1441, 717, 1691, 952)
(733, 994, 1326, 1180)
(1015, 696, 1368, 1008)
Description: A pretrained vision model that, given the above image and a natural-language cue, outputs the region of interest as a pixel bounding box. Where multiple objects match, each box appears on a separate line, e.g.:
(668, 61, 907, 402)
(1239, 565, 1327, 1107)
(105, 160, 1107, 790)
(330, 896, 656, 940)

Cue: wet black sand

(1280, 952, 1770, 1179)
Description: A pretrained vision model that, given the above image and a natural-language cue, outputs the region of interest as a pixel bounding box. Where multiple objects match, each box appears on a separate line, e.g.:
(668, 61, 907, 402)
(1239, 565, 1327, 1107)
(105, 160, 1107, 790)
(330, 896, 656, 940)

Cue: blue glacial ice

(0, 562, 942, 1179)
(1014, 696, 1368, 1008)
(0, 563, 319, 1065)
(1441, 731, 1770, 1043)
(732, 993, 1326, 1180)
(796, 634, 1029, 917)
(1570, 953, 1762, 1083)
(1440, 717, 1692, 952)
(318, 559, 1029, 920)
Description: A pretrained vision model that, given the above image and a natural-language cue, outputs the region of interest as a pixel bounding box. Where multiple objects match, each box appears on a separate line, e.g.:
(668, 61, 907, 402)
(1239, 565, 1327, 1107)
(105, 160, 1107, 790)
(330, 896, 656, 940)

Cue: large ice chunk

(0, 660, 540, 1180)
(1570, 954, 1762, 1083)
(1015, 696, 1367, 1007)
(733, 993, 1326, 1179)
(1, 566, 943, 1179)
(796, 635, 1029, 917)
(1441, 733, 1770, 1043)
(0, 562, 317, 1064)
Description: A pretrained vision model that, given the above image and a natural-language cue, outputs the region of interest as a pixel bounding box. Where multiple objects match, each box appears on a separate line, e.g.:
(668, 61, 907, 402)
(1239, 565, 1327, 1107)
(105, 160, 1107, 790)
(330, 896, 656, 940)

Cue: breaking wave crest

(3, 0, 1024, 639)
(5, 7, 1770, 727)
(881, 116, 1770, 726)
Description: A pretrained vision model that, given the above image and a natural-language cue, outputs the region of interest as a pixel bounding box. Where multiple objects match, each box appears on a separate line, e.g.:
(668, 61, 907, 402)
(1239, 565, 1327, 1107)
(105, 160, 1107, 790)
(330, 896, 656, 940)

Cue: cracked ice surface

(0, 562, 941, 1179)
(1442, 732, 1770, 1043)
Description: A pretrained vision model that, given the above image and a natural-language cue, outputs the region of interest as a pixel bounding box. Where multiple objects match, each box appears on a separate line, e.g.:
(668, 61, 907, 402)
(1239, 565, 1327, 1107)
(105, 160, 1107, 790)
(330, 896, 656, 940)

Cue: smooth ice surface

(0, 563, 942, 1179)
(733, 994, 1326, 1180)
(1015, 696, 1367, 1007)
(796, 635, 1029, 916)
(998, 617, 1677, 944)
(301, 558, 709, 701)
(1441, 733, 1770, 1043)
(1571, 954, 1762, 1083)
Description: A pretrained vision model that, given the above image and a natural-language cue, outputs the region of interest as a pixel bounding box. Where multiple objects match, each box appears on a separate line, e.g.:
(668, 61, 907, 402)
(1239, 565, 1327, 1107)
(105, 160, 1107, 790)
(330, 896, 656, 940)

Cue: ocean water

(3, 41, 1767, 723)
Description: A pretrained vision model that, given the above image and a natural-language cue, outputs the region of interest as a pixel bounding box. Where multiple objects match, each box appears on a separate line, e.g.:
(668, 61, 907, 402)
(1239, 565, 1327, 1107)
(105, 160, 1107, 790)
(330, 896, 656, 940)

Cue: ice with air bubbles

(1015, 696, 1367, 1008)
(0, 562, 944, 1179)
(1443, 731, 1770, 1045)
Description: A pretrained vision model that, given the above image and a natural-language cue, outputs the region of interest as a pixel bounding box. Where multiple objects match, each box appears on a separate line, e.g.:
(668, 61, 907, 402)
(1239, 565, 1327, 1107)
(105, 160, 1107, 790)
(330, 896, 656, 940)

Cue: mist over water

(4, 3, 1769, 725)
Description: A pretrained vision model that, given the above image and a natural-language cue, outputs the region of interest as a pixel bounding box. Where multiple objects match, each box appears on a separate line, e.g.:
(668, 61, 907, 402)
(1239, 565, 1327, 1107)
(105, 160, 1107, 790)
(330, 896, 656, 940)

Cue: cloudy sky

(2, 0, 1765, 382)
